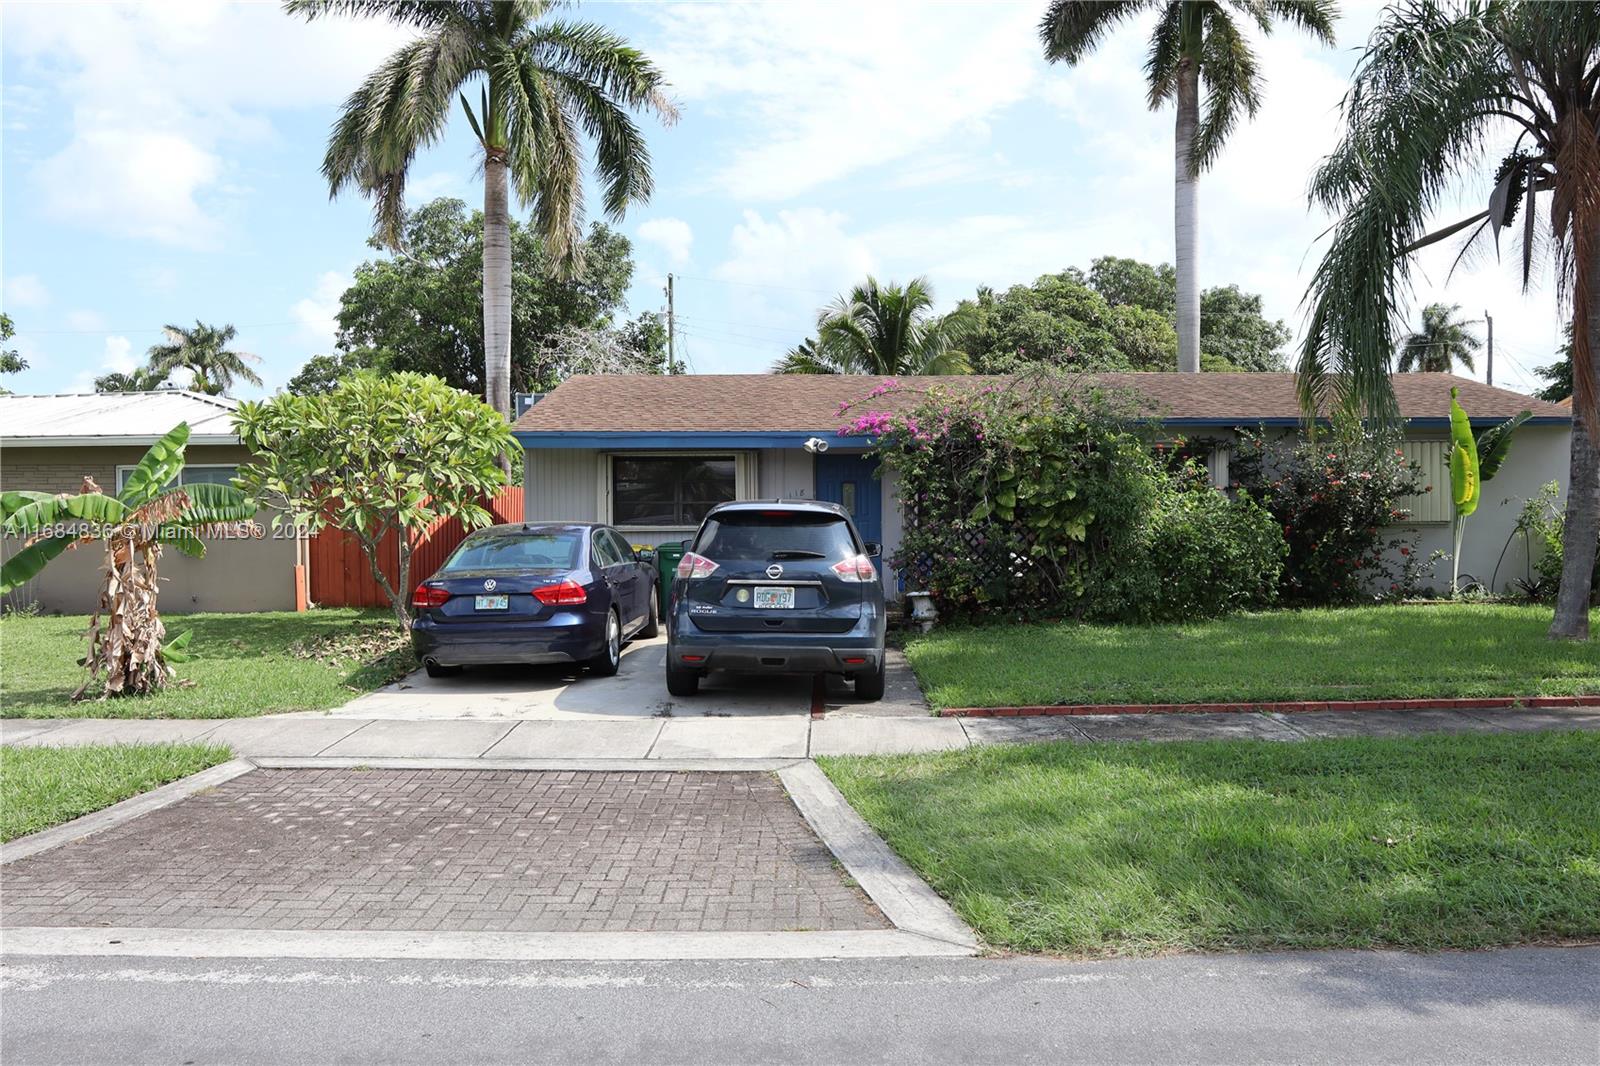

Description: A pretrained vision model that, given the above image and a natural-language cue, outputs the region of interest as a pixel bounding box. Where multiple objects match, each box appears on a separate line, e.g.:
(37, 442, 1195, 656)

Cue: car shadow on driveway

(330, 636, 828, 720)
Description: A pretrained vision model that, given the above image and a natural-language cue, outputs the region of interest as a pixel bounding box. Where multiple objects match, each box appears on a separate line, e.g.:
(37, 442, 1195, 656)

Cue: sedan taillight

(676, 552, 720, 580)
(831, 554, 877, 582)
(412, 584, 450, 608)
(533, 579, 588, 605)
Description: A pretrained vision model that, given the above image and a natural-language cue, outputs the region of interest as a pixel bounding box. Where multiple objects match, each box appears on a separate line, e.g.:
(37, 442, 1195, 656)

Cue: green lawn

(820, 732, 1600, 956)
(1, 743, 232, 841)
(907, 604, 1600, 709)
(0, 610, 415, 719)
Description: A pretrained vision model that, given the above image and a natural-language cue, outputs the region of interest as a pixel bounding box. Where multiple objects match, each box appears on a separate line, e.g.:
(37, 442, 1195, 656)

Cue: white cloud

(64, 310, 106, 332)
(291, 270, 349, 350)
(4, 274, 49, 309)
(640, 1, 1040, 200)
(67, 334, 139, 393)
(4, 2, 410, 247)
(636, 217, 694, 266)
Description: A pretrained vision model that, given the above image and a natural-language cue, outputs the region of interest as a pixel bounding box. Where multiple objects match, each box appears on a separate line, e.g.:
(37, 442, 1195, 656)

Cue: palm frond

(1192, 6, 1263, 171)
(283, 0, 463, 30)
(1039, 0, 1152, 64)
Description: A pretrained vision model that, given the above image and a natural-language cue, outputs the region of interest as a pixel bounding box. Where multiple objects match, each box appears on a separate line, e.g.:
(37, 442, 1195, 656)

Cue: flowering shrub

(845, 372, 1285, 622)
(1232, 421, 1436, 604)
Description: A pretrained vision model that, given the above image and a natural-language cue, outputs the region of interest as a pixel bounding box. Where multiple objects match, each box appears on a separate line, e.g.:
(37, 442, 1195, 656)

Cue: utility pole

(1484, 309, 1493, 386)
(666, 273, 676, 375)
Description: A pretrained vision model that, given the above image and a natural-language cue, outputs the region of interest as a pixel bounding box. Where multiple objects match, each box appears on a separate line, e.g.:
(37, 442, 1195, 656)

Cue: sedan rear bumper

(411, 614, 602, 667)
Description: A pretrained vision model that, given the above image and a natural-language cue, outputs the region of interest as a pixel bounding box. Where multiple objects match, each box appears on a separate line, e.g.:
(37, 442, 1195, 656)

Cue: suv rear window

(695, 512, 857, 561)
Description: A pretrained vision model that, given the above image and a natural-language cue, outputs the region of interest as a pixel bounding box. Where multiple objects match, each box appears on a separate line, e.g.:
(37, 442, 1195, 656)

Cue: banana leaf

(0, 534, 75, 594)
(117, 423, 191, 506)
(1448, 388, 1480, 518)
(1, 491, 57, 521)
(1473, 410, 1531, 482)
(3, 492, 129, 536)
(175, 481, 256, 525)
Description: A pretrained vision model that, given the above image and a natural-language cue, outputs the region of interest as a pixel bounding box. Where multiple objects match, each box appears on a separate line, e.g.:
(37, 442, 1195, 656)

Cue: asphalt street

(3, 946, 1596, 1065)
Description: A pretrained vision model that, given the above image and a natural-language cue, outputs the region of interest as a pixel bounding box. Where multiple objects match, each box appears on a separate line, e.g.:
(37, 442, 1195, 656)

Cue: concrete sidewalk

(4, 706, 1597, 760)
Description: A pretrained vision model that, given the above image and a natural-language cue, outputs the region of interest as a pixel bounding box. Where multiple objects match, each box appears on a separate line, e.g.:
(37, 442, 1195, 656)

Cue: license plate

(474, 594, 509, 611)
(753, 586, 794, 609)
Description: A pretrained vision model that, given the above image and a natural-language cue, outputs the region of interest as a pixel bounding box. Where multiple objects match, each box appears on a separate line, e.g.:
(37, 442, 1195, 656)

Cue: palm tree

(1297, 1, 1599, 641)
(1, 424, 255, 698)
(94, 366, 171, 393)
(773, 277, 974, 376)
(286, 0, 676, 427)
(147, 322, 262, 396)
(1038, 1, 1336, 373)
(1398, 303, 1481, 373)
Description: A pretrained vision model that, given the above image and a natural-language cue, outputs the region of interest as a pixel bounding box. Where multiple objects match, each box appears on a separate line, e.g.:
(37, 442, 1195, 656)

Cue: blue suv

(665, 500, 887, 700)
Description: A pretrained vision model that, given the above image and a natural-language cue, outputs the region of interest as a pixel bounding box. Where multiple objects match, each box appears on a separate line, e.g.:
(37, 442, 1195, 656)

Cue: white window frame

(114, 463, 240, 494)
(600, 451, 756, 530)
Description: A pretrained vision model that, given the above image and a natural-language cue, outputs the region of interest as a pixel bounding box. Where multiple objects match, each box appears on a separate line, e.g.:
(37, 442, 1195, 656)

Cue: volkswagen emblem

(483, 578, 497, 592)
(765, 564, 784, 579)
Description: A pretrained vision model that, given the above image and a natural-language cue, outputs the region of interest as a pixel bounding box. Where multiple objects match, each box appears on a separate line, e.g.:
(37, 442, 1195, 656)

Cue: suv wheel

(588, 610, 622, 677)
(854, 658, 886, 701)
(666, 658, 700, 697)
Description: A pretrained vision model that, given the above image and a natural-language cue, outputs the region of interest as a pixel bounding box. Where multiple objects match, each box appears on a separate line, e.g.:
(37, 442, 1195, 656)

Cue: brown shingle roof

(513, 372, 1569, 434)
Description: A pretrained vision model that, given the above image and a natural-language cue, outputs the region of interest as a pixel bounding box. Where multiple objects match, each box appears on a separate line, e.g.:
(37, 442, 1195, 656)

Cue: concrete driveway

(327, 636, 928, 720)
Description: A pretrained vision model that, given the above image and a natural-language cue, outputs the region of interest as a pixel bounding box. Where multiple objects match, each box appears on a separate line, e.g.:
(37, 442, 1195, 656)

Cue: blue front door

(814, 453, 882, 547)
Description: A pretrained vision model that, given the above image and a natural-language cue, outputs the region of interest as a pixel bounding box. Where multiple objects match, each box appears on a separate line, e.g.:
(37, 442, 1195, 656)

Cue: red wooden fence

(308, 488, 525, 608)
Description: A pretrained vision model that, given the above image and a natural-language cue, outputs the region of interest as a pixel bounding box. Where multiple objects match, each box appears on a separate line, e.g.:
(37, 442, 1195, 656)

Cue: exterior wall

(1392, 423, 1569, 593)
(0, 444, 301, 614)
(523, 449, 601, 523)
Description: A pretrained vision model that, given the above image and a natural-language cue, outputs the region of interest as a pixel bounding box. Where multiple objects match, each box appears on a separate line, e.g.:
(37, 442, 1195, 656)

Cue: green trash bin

(655, 540, 687, 610)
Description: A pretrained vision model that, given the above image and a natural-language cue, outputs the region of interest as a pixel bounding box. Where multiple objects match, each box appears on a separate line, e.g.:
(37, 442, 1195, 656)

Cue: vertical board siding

(524, 450, 599, 522)
(1396, 439, 1451, 524)
(308, 487, 524, 608)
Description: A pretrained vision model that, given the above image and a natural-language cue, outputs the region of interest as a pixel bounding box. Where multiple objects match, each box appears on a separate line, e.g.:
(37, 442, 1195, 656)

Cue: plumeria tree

(234, 373, 514, 629)
(1, 424, 256, 698)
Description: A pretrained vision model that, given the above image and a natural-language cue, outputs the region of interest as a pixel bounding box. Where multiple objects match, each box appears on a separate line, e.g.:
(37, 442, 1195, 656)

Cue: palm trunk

(1548, 231, 1600, 640)
(1174, 56, 1201, 375)
(483, 151, 514, 431)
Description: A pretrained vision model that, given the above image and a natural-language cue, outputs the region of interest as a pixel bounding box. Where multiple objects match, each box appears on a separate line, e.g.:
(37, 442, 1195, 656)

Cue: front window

(611, 456, 736, 527)
(440, 531, 582, 572)
(115, 464, 239, 493)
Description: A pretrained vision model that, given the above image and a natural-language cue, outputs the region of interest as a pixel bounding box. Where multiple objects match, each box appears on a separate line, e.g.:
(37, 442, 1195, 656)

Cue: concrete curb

(250, 756, 807, 772)
(0, 927, 973, 961)
(0, 758, 257, 866)
(942, 695, 1600, 717)
(778, 761, 978, 951)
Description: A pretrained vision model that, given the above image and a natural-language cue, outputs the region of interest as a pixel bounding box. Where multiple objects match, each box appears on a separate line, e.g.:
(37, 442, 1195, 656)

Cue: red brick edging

(941, 695, 1600, 717)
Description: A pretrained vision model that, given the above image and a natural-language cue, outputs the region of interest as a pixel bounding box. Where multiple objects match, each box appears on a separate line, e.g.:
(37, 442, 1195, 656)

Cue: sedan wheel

(588, 610, 622, 677)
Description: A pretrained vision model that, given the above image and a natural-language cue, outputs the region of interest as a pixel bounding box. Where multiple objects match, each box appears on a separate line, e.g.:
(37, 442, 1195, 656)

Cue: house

(513, 372, 1572, 597)
(0, 391, 307, 613)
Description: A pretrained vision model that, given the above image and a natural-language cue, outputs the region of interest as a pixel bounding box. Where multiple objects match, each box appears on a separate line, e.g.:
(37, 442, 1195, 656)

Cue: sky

(0, 0, 1571, 401)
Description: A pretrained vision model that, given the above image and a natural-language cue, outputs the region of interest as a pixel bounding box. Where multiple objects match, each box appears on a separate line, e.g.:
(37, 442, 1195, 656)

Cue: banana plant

(1447, 388, 1532, 594)
(1, 423, 255, 699)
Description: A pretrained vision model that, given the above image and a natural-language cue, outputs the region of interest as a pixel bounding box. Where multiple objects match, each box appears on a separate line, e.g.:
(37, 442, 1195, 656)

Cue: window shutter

(1394, 440, 1451, 524)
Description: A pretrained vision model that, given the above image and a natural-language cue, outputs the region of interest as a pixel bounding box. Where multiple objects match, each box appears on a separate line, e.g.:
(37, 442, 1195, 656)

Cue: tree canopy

(958, 258, 1289, 373)
(234, 373, 514, 628)
(288, 198, 664, 395)
(774, 277, 973, 375)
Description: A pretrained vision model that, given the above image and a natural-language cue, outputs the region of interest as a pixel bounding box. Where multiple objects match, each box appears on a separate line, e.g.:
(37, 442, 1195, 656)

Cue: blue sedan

(410, 523, 659, 679)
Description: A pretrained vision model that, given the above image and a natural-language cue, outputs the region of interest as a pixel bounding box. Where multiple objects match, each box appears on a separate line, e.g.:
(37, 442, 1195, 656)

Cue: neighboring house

(513, 373, 1572, 596)
(0, 391, 306, 614)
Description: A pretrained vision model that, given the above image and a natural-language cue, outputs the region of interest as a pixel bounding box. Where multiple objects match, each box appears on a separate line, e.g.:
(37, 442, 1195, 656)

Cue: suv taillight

(533, 579, 588, 605)
(412, 584, 450, 608)
(676, 552, 720, 579)
(831, 554, 877, 582)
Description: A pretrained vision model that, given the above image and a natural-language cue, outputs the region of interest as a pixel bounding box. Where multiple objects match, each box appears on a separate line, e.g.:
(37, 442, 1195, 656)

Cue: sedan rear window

(440, 531, 581, 572)
(695, 513, 857, 561)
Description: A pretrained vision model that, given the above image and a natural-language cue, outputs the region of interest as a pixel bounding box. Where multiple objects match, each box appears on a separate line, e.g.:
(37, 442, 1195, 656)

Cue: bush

(847, 373, 1285, 623)
(1124, 467, 1286, 622)
(1233, 421, 1435, 604)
